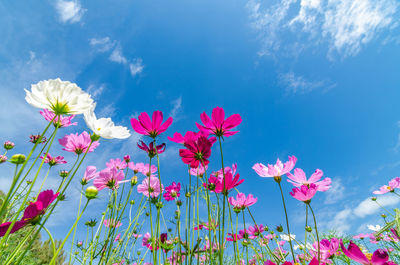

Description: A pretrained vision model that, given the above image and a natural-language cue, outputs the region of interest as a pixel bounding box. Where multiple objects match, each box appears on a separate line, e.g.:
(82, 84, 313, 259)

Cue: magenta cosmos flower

(253, 156, 297, 180)
(179, 136, 213, 168)
(228, 192, 258, 212)
(0, 190, 59, 236)
(287, 168, 331, 192)
(340, 240, 391, 265)
(130, 111, 173, 138)
(93, 167, 125, 191)
(196, 106, 242, 137)
(163, 182, 181, 201)
(40, 153, 67, 167)
(204, 169, 244, 194)
(40, 109, 77, 128)
(310, 238, 339, 263)
(290, 184, 317, 203)
(137, 140, 166, 158)
(58, 131, 99, 155)
(373, 177, 400, 194)
(137, 176, 164, 198)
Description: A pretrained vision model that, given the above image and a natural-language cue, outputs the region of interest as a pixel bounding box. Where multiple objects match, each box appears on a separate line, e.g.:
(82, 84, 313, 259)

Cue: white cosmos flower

(25, 78, 94, 115)
(84, 106, 131, 139)
(280, 233, 296, 241)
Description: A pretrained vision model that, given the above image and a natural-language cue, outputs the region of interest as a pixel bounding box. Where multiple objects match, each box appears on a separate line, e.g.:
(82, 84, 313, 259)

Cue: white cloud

(278, 71, 335, 94)
(55, 0, 86, 24)
(169, 96, 183, 121)
(89, 37, 115, 52)
(109, 46, 128, 64)
(354, 194, 400, 218)
(86, 84, 106, 100)
(324, 178, 345, 204)
(323, 208, 352, 233)
(129, 58, 144, 77)
(247, 0, 399, 58)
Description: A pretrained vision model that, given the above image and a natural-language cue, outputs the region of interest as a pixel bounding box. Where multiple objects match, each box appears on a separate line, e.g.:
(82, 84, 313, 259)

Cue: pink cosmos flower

(228, 192, 258, 211)
(0, 190, 59, 236)
(247, 224, 264, 238)
(287, 168, 331, 191)
(106, 158, 127, 170)
(340, 240, 390, 265)
(104, 219, 122, 228)
(114, 233, 121, 242)
(189, 164, 208, 177)
(253, 156, 297, 179)
(128, 162, 145, 174)
(179, 136, 213, 168)
(163, 182, 181, 201)
(142, 232, 158, 251)
(141, 164, 158, 177)
(130, 111, 173, 138)
(93, 167, 125, 191)
(373, 177, 400, 194)
(137, 141, 166, 158)
(310, 238, 340, 263)
(290, 184, 318, 203)
(58, 131, 99, 155)
(353, 233, 371, 239)
(137, 177, 164, 198)
(196, 106, 242, 137)
(40, 109, 77, 128)
(81, 166, 98, 184)
(40, 153, 67, 166)
(208, 170, 244, 194)
(194, 220, 218, 231)
(226, 233, 241, 242)
(132, 233, 143, 239)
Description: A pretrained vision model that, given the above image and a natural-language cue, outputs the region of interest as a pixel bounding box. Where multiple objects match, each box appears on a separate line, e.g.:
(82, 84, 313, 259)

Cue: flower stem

(309, 204, 320, 264)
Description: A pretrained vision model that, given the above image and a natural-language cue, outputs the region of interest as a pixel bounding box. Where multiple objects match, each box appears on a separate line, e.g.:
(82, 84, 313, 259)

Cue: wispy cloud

(278, 71, 335, 94)
(169, 96, 183, 121)
(129, 58, 144, 77)
(247, 0, 399, 59)
(354, 194, 400, 218)
(89, 37, 115, 52)
(86, 84, 106, 100)
(109, 45, 128, 64)
(55, 0, 86, 24)
(324, 178, 345, 204)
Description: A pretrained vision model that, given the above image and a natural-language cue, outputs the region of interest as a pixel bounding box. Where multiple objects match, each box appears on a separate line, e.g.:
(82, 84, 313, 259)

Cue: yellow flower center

(387, 186, 392, 190)
(365, 253, 372, 261)
(97, 127, 101, 131)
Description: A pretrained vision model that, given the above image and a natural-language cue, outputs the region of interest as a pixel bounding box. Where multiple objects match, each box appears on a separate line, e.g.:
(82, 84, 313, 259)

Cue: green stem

(309, 204, 320, 264)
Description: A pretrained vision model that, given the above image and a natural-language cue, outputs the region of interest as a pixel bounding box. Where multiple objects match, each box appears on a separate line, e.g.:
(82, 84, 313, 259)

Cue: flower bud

(77, 241, 83, 247)
(185, 192, 191, 198)
(131, 176, 138, 186)
(381, 213, 387, 218)
(59, 170, 69, 178)
(276, 225, 283, 232)
(264, 226, 269, 232)
(90, 133, 101, 142)
(0, 155, 7, 164)
(10, 154, 26, 164)
(371, 197, 377, 201)
(156, 202, 164, 209)
(74, 251, 79, 255)
(85, 219, 97, 227)
(26, 180, 32, 185)
(80, 178, 88, 186)
(85, 186, 98, 200)
(124, 155, 131, 163)
(3, 141, 15, 150)
(145, 212, 150, 217)
(305, 226, 312, 232)
(29, 134, 47, 144)
(176, 200, 182, 206)
(130, 200, 135, 205)
(58, 194, 66, 201)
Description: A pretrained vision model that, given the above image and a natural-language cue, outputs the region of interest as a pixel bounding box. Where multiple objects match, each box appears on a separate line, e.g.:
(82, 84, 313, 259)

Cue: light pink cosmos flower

(290, 184, 318, 203)
(141, 164, 158, 177)
(130, 111, 173, 138)
(353, 233, 371, 239)
(114, 233, 121, 242)
(81, 166, 98, 184)
(106, 158, 127, 170)
(40, 153, 67, 167)
(189, 164, 208, 177)
(128, 162, 145, 174)
(287, 168, 331, 191)
(0, 190, 59, 237)
(58, 131, 99, 155)
(137, 177, 164, 198)
(163, 182, 181, 201)
(228, 192, 258, 211)
(93, 167, 125, 191)
(131, 233, 143, 239)
(373, 177, 400, 194)
(340, 240, 390, 265)
(253, 156, 297, 180)
(40, 109, 77, 128)
(196, 106, 242, 137)
(104, 219, 122, 228)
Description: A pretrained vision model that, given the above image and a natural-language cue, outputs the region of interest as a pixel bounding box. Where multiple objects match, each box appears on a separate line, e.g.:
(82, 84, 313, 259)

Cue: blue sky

(1, 0, 400, 247)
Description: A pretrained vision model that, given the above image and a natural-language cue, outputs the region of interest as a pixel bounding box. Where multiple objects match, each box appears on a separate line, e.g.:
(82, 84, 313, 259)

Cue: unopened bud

(371, 197, 377, 201)
(130, 200, 135, 205)
(185, 192, 191, 198)
(3, 141, 14, 150)
(0, 155, 7, 164)
(124, 155, 131, 163)
(276, 225, 283, 232)
(58, 194, 66, 201)
(59, 170, 69, 178)
(156, 202, 164, 209)
(77, 241, 83, 247)
(85, 186, 98, 200)
(90, 133, 101, 142)
(176, 200, 182, 206)
(10, 154, 26, 164)
(131, 176, 138, 186)
(305, 226, 312, 232)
